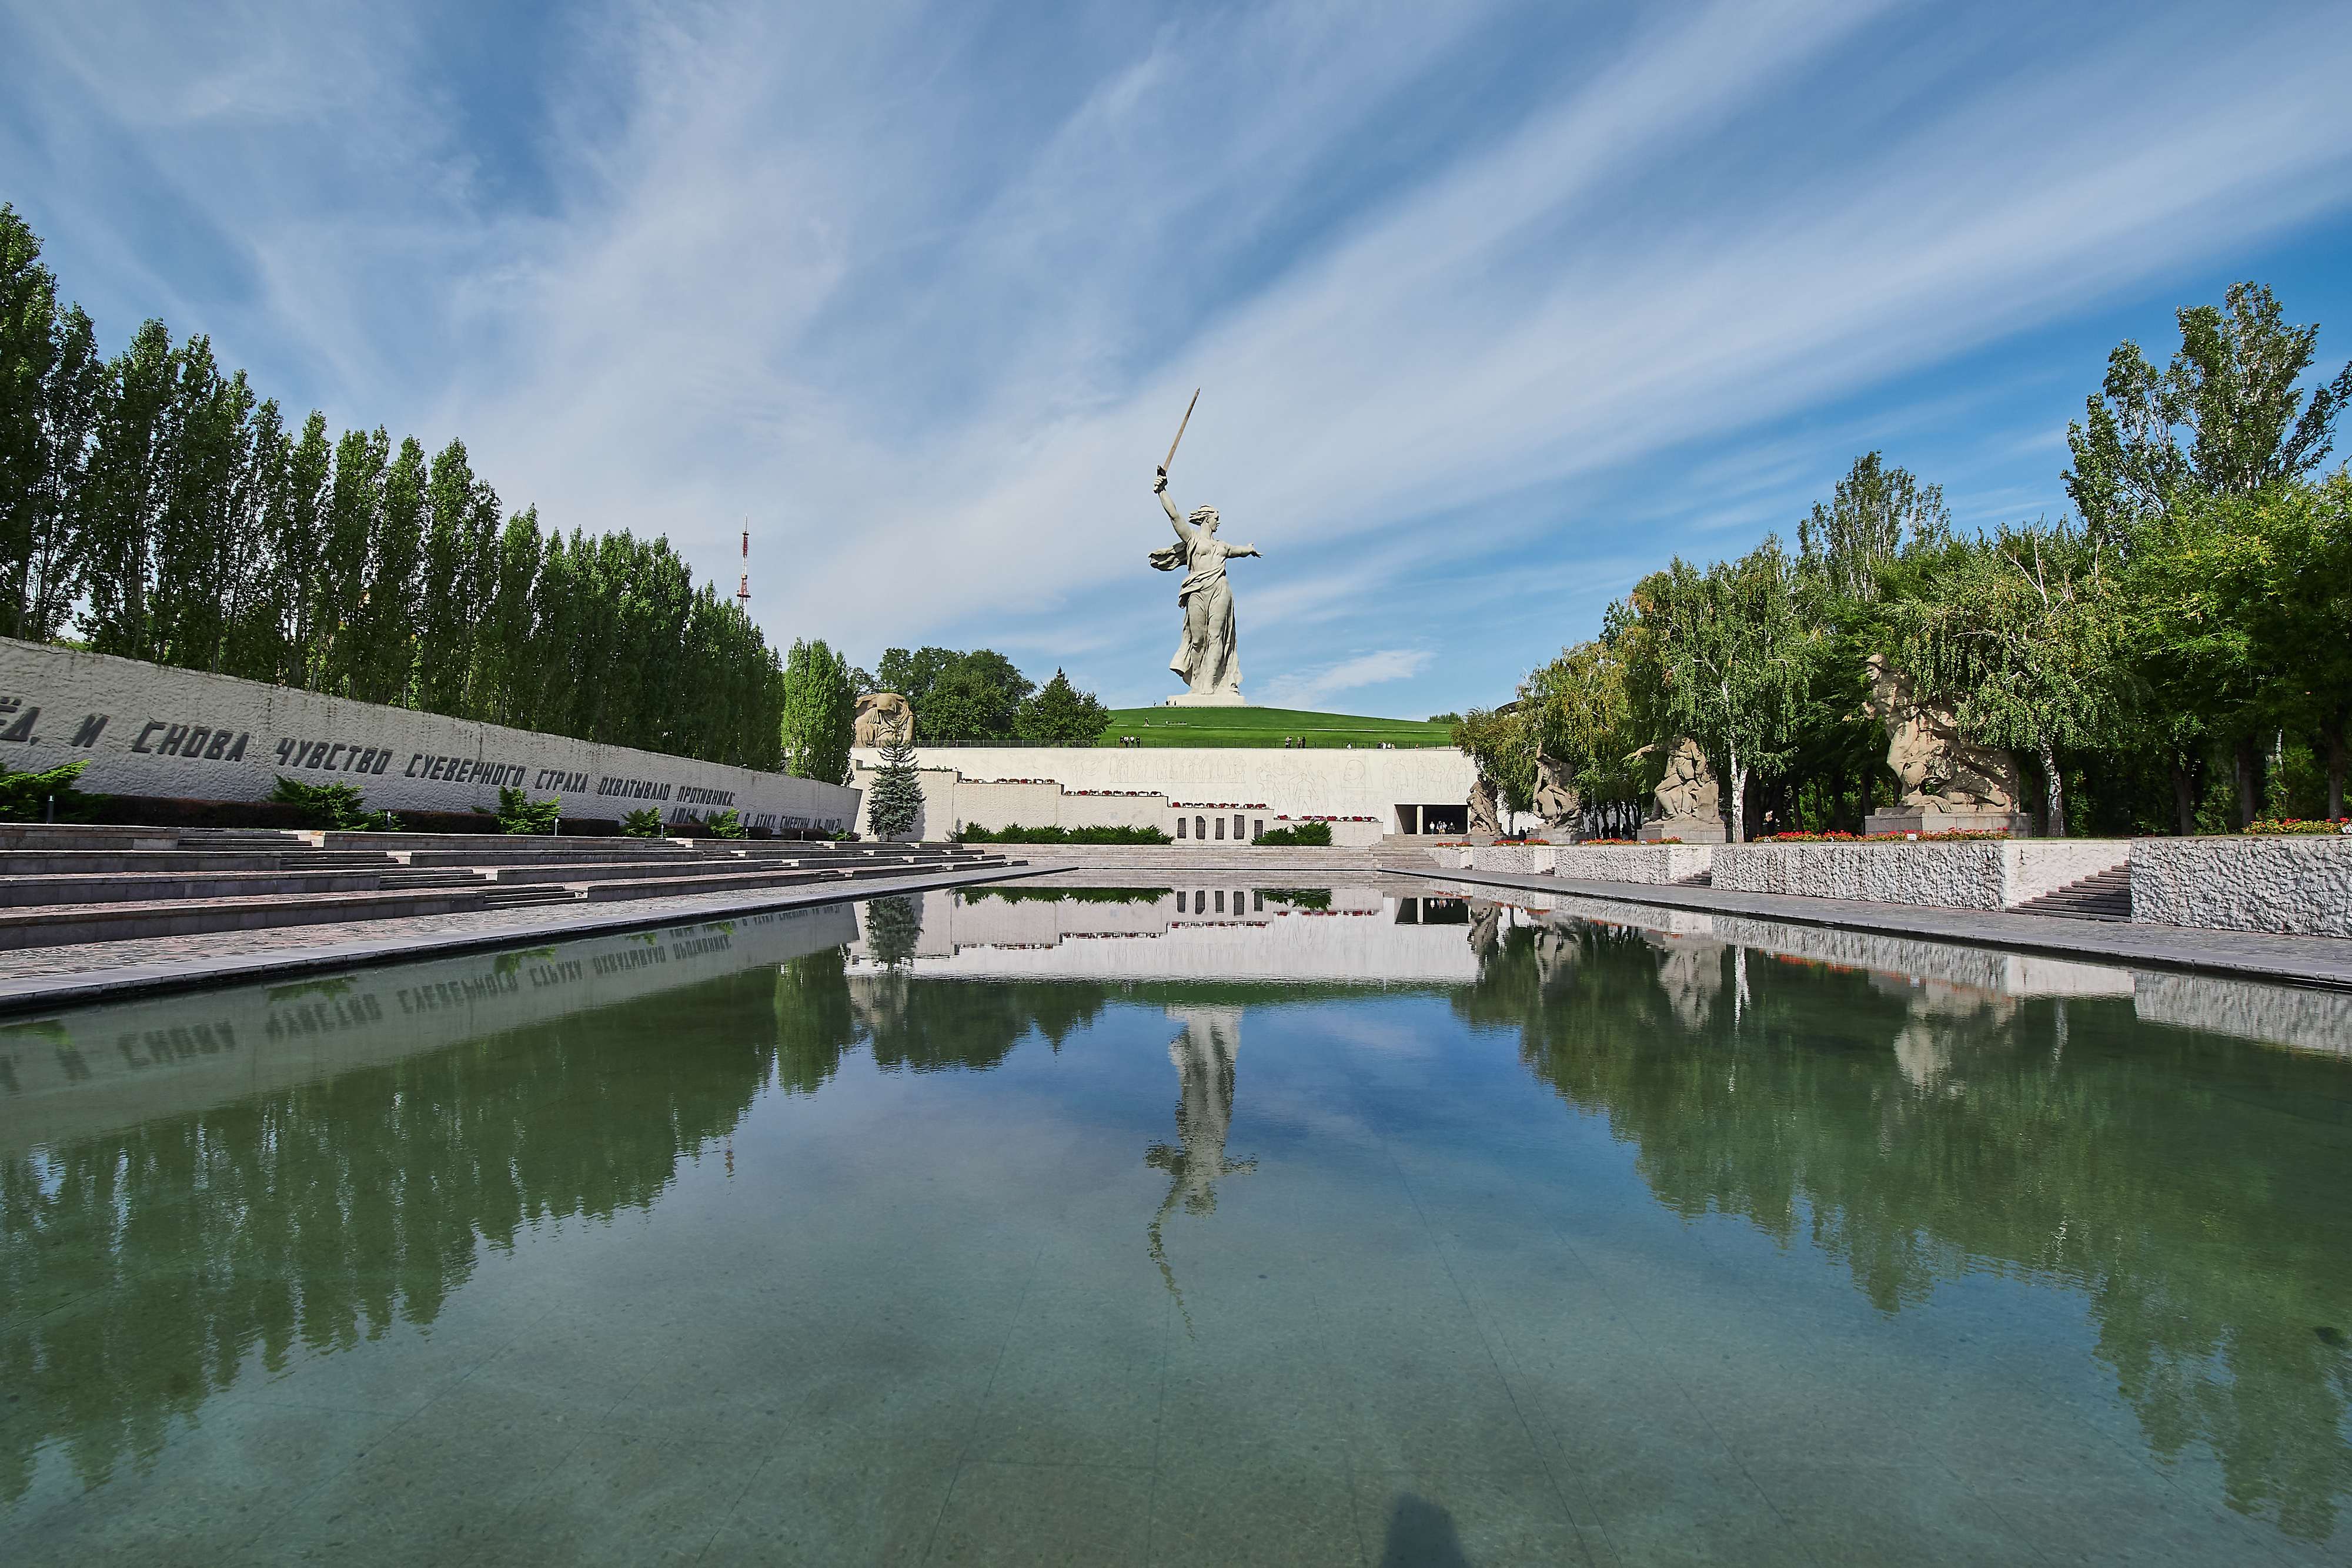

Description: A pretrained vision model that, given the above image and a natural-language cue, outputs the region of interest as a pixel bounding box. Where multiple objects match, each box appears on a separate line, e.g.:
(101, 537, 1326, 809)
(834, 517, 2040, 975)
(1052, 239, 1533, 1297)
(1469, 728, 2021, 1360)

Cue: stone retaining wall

(2130, 837, 2352, 937)
(1711, 840, 2128, 911)
(0, 637, 858, 834)
(1455, 842, 1718, 884)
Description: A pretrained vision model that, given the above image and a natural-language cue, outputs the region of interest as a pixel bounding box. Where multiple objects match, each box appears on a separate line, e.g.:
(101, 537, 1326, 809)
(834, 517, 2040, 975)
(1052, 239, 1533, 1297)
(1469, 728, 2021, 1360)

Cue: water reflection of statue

(1145, 1007, 1255, 1325)
(1151, 471, 1261, 701)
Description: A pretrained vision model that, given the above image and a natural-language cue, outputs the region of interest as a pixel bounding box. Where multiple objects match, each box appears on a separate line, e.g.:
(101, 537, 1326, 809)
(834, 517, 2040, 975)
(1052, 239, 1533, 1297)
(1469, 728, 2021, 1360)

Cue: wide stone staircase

(0, 825, 1017, 950)
(2010, 865, 2133, 922)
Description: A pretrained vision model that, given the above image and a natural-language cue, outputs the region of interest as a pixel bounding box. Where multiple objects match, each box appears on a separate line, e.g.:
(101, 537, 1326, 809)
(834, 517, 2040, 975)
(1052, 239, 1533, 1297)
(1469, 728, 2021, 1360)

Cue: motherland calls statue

(1148, 392, 1259, 706)
(1862, 654, 2024, 821)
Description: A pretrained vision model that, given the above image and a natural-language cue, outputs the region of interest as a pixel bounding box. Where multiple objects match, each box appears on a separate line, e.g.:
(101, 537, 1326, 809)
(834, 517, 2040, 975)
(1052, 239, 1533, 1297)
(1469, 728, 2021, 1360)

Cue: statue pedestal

(1639, 819, 1727, 844)
(1164, 692, 1248, 707)
(1863, 809, 2035, 837)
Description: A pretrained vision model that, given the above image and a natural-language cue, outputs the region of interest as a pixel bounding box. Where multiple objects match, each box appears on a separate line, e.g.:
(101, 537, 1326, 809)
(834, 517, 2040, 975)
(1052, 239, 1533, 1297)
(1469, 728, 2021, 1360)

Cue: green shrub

(622, 807, 666, 838)
(0, 758, 98, 823)
(270, 776, 402, 832)
(1252, 821, 1333, 847)
(1259, 886, 1334, 910)
(705, 807, 748, 839)
(496, 786, 561, 835)
(955, 823, 1171, 845)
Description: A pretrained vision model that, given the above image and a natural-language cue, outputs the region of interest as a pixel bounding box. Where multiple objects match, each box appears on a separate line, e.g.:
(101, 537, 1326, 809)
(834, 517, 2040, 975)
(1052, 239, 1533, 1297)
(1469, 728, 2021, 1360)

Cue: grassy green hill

(1097, 705, 1457, 749)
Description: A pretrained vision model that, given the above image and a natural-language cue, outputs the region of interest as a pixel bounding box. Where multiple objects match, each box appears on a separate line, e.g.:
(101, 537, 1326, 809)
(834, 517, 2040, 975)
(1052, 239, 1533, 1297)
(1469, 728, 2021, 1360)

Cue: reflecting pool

(5, 880, 2351, 1565)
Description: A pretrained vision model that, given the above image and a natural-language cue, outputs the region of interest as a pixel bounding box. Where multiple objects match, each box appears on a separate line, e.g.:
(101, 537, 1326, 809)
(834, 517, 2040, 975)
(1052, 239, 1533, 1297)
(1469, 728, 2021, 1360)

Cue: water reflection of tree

(0, 965, 791, 1507)
(1456, 920, 2352, 1542)
(774, 947, 1112, 1091)
(861, 894, 923, 969)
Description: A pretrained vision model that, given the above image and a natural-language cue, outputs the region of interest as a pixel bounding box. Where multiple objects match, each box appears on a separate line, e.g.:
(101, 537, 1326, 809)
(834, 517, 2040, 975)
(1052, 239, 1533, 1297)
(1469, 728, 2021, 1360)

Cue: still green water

(3, 883, 2350, 1566)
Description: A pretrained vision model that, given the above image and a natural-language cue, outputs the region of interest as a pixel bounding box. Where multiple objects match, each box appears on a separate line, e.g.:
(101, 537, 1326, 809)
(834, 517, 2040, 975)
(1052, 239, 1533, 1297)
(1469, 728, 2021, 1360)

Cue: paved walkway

(1398, 865, 2352, 991)
(0, 862, 1031, 1013)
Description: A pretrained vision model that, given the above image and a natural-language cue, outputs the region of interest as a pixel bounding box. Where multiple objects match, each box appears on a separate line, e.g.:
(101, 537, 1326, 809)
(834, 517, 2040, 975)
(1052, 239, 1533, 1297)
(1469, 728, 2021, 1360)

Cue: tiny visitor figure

(1151, 465, 1259, 703)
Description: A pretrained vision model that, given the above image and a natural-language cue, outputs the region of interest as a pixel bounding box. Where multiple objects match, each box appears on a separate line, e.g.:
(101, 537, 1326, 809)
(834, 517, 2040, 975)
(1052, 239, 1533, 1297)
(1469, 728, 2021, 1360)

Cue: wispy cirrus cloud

(4, 1, 2349, 718)
(1262, 649, 1436, 711)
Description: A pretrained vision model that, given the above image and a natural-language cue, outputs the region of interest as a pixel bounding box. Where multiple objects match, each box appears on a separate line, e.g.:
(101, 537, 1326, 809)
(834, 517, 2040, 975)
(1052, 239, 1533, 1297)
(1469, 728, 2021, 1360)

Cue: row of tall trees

(1461, 282, 2352, 838)
(0, 205, 783, 769)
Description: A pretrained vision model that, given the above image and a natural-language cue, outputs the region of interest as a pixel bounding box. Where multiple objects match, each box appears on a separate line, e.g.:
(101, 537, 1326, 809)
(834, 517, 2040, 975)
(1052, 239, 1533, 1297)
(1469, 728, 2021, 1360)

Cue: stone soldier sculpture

(1861, 654, 2025, 829)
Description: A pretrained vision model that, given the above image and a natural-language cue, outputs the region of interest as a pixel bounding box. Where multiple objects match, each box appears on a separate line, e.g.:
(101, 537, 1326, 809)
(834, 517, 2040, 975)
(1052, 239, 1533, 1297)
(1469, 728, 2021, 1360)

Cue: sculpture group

(1502, 656, 2032, 841)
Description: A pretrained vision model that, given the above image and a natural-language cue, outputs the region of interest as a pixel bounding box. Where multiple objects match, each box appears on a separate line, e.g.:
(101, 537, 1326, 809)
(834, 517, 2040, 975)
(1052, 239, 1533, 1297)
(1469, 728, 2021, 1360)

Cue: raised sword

(1160, 387, 1200, 476)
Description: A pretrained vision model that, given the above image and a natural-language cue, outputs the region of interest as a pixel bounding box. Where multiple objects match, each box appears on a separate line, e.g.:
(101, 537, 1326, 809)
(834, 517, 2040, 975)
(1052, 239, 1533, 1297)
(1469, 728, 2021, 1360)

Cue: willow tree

(1519, 638, 1641, 804)
(1887, 523, 2125, 837)
(1631, 538, 1814, 841)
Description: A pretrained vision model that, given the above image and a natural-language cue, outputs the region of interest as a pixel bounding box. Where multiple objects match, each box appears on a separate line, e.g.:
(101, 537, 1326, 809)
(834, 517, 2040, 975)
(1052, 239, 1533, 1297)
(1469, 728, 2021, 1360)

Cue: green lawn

(1097, 705, 1456, 749)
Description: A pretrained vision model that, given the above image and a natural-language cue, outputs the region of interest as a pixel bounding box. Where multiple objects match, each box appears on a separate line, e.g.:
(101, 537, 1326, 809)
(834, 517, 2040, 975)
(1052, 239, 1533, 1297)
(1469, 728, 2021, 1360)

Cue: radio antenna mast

(737, 523, 751, 607)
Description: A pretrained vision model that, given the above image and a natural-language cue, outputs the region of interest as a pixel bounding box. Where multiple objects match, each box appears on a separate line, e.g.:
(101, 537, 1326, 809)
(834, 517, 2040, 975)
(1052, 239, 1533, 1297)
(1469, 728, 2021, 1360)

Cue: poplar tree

(81, 319, 178, 662)
(318, 426, 387, 692)
(415, 438, 478, 714)
(0, 205, 61, 633)
(781, 637, 856, 782)
(348, 434, 426, 703)
(273, 410, 334, 687)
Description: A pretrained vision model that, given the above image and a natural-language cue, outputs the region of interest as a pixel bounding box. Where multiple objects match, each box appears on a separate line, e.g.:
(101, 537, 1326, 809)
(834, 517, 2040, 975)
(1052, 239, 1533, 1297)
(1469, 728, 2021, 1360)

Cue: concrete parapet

(1712, 840, 2128, 911)
(2130, 836, 2352, 937)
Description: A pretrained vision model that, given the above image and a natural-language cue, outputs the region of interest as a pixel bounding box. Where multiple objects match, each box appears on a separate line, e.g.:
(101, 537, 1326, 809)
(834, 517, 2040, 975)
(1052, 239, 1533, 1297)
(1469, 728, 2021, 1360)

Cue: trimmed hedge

(956, 823, 1172, 845)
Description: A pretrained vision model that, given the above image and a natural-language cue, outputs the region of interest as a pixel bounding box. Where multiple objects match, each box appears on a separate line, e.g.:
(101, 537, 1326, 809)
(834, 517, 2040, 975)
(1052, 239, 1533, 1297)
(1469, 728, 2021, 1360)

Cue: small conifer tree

(864, 721, 924, 840)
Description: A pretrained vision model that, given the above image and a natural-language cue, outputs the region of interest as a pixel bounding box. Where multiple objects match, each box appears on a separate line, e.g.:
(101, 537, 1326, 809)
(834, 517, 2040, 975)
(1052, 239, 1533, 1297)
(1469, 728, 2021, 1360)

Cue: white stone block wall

(1469, 845, 1556, 875)
(851, 753, 1396, 845)
(850, 744, 1473, 827)
(1548, 845, 1718, 885)
(1712, 841, 2129, 911)
(2130, 837, 2352, 936)
(0, 636, 858, 833)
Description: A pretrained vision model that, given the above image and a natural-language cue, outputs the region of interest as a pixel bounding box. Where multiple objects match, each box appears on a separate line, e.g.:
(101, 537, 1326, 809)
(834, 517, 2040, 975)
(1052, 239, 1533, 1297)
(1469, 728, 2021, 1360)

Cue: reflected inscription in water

(0, 904, 856, 1506)
(7, 881, 2352, 1548)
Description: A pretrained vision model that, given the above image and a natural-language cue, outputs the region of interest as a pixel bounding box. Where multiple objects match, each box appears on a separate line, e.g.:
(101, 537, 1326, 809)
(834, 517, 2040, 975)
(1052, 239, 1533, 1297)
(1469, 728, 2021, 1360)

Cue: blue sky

(5, 1, 2350, 717)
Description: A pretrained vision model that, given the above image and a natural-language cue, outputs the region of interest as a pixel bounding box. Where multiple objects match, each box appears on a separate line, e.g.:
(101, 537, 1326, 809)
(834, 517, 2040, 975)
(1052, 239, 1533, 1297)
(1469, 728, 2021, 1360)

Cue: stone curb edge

(0, 862, 1046, 1016)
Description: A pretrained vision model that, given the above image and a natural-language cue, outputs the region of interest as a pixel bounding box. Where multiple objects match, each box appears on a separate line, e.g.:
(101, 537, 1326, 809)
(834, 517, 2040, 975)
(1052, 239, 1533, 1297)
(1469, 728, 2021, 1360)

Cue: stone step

(480, 884, 582, 910)
(2011, 866, 2132, 921)
(0, 869, 413, 908)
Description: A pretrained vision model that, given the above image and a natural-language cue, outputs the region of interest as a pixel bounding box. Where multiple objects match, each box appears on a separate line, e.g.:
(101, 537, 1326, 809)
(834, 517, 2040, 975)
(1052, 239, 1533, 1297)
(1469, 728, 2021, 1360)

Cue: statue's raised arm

(1154, 467, 1194, 540)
